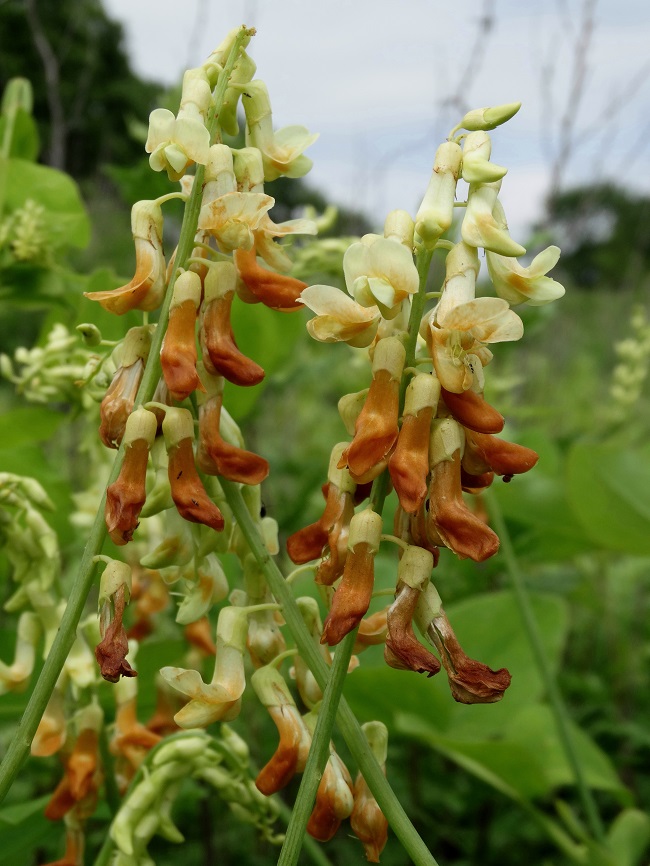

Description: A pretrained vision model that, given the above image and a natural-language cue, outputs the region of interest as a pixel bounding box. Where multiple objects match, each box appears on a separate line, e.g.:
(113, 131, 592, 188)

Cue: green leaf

(0, 407, 65, 449)
(0, 794, 55, 859)
(567, 441, 650, 555)
(605, 809, 650, 866)
(0, 109, 39, 161)
(2, 157, 90, 249)
(395, 713, 549, 800)
(504, 705, 629, 801)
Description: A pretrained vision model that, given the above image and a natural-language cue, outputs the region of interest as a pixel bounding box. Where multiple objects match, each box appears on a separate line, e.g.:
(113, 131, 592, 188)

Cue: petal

(527, 245, 561, 278)
(343, 242, 371, 290)
(300, 285, 378, 322)
(368, 238, 419, 296)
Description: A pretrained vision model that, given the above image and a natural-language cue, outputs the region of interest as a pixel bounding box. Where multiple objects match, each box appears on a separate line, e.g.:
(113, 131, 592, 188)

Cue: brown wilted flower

(162, 407, 224, 531)
(160, 270, 204, 401)
(95, 582, 137, 684)
(197, 371, 269, 485)
(111, 693, 161, 789)
(388, 373, 440, 513)
(427, 419, 499, 562)
(32, 688, 66, 758)
(84, 200, 166, 315)
(351, 722, 389, 862)
(385, 584, 441, 677)
(418, 591, 511, 703)
(105, 408, 157, 545)
(199, 260, 265, 386)
(234, 244, 307, 311)
(340, 337, 406, 482)
(321, 510, 382, 646)
(99, 326, 152, 449)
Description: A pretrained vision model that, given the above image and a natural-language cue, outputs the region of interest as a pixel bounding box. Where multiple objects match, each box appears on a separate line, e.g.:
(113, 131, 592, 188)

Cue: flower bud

(351, 722, 389, 862)
(461, 131, 507, 184)
(456, 102, 521, 132)
(461, 181, 526, 257)
(415, 142, 462, 248)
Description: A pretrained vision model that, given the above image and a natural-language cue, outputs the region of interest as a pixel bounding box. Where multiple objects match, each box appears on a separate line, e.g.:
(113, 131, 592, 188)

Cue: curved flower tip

(198, 394, 269, 485)
(105, 439, 149, 545)
(428, 610, 511, 703)
(487, 245, 565, 306)
(161, 298, 203, 402)
(84, 201, 166, 315)
(351, 774, 389, 862)
(465, 430, 539, 479)
(95, 586, 137, 684)
(255, 704, 309, 795)
(321, 542, 376, 646)
(307, 752, 354, 842)
(234, 246, 307, 311)
(286, 520, 328, 564)
(385, 585, 441, 677)
(441, 387, 504, 434)
(159, 667, 241, 727)
(164, 429, 224, 533)
(300, 285, 380, 347)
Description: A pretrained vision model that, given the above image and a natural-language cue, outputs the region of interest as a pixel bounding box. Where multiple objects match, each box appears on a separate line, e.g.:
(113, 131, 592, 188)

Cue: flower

(299, 285, 381, 347)
(307, 750, 354, 842)
(343, 234, 419, 317)
(252, 664, 312, 794)
(162, 407, 225, 532)
(199, 261, 265, 386)
(350, 722, 389, 862)
(160, 606, 248, 727)
(95, 563, 137, 683)
(321, 510, 383, 646)
(388, 373, 440, 514)
(198, 190, 275, 252)
(415, 142, 463, 248)
(463, 429, 539, 480)
(104, 408, 157, 545)
(440, 386, 505, 434)
(84, 201, 166, 314)
(427, 296, 523, 394)
(99, 326, 152, 449)
(160, 270, 204, 401)
(234, 244, 308, 311)
(240, 79, 318, 181)
(461, 180, 526, 257)
(486, 245, 565, 306)
(340, 337, 405, 481)
(427, 419, 500, 562)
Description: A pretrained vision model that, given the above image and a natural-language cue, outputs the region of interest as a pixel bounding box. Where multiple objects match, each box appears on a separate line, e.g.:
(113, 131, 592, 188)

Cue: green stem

(0, 27, 251, 806)
(219, 477, 439, 866)
(486, 492, 606, 844)
(98, 720, 121, 817)
(277, 628, 358, 866)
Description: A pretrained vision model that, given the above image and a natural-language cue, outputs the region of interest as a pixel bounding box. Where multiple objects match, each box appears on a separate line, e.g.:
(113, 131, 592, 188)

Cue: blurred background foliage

(0, 1, 649, 865)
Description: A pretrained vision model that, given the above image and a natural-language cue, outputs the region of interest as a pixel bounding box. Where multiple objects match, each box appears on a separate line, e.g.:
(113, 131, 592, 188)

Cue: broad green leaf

(567, 441, 650, 555)
(605, 809, 650, 866)
(504, 705, 629, 801)
(395, 713, 550, 800)
(2, 157, 90, 249)
(0, 406, 65, 449)
(0, 794, 54, 859)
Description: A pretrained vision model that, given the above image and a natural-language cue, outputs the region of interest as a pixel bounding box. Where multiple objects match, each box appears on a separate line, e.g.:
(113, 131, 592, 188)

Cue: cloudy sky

(104, 0, 650, 241)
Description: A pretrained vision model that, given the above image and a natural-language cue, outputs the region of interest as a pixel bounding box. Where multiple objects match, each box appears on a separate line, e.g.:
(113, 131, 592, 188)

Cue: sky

(103, 0, 650, 243)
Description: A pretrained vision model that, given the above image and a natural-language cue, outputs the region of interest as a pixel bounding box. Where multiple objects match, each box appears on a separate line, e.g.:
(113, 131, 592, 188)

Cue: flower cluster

(292, 103, 565, 704)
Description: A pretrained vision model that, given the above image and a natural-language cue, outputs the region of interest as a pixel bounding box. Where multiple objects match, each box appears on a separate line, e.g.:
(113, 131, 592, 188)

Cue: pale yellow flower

(300, 285, 380, 348)
(344, 235, 418, 317)
(486, 245, 565, 306)
(427, 297, 523, 392)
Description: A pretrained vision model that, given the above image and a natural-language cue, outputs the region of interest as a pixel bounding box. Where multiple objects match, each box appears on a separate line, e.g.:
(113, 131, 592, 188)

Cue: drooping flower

(104, 407, 157, 545)
(160, 605, 248, 727)
(160, 269, 204, 401)
(307, 749, 354, 842)
(461, 131, 507, 184)
(0, 610, 39, 696)
(252, 664, 312, 795)
(462, 429, 539, 480)
(440, 386, 505, 434)
(197, 366, 269, 484)
(350, 722, 389, 862)
(340, 337, 406, 481)
(199, 260, 265, 386)
(321, 509, 383, 646)
(161, 407, 225, 532)
(384, 546, 441, 676)
(388, 373, 440, 513)
(84, 201, 166, 314)
(32, 686, 67, 757)
(99, 326, 152, 449)
(416, 584, 511, 703)
(234, 244, 308, 311)
(94, 559, 137, 683)
(426, 419, 499, 562)
(486, 245, 565, 306)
